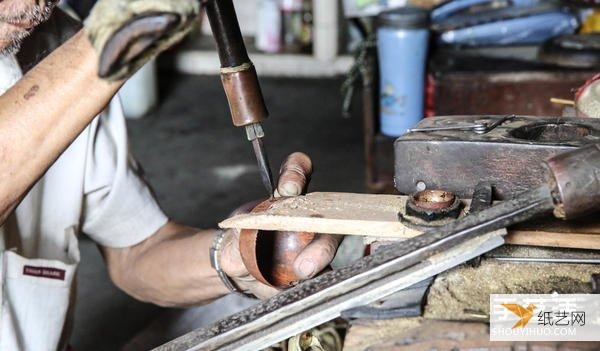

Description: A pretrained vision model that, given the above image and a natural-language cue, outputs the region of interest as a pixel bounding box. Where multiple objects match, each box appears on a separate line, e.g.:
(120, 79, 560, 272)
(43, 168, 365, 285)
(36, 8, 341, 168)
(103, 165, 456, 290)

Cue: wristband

(210, 230, 248, 296)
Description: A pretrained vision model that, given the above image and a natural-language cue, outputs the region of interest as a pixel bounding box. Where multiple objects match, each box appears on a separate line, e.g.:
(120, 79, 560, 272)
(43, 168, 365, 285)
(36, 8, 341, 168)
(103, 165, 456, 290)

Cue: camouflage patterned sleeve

(85, 0, 200, 81)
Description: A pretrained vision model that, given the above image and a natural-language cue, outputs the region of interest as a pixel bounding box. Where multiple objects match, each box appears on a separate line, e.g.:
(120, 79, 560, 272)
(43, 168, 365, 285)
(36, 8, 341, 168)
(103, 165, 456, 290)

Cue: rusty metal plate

(394, 115, 600, 199)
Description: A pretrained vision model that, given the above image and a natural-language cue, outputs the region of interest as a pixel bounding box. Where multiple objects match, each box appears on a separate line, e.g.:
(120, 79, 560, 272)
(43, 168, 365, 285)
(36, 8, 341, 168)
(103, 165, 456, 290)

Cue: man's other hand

(218, 152, 343, 299)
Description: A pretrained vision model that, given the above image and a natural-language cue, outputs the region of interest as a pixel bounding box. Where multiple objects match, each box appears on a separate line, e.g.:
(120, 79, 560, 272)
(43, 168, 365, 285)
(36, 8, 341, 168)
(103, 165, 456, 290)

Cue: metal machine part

(395, 115, 600, 199)
(205, 0, 275, 196)
(405, 189, 462, 222)
(399, 190, 465, 230)
(155, 145, 600, 351)
(546, 143, 600, 219)
(464, 182, 494, 268)
(407, 115, 515, 134)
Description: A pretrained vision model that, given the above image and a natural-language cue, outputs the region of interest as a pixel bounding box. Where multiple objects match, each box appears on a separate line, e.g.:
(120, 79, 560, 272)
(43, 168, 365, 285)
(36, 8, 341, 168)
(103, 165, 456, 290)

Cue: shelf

(175, 0, 349, 77)
(175, 50, 353, 77)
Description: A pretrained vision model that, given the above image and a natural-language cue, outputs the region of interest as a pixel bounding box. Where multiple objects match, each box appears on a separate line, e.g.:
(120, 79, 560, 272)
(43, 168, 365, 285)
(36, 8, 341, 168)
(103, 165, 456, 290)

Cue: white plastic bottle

(256, 0, 282, 53)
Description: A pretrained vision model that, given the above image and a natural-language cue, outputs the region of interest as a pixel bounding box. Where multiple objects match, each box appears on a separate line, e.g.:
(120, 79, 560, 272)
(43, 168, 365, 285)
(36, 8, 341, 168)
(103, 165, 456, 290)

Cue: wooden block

(219, 192, 600, 250)
(507, 231, 600, 250)
(219, 192, 425, 238)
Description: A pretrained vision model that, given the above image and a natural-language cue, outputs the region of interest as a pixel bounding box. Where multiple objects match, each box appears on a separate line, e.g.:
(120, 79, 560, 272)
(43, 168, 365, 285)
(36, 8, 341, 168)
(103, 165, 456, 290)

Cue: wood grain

(344, 319, 600, 351)
(219, 192, 435, 238)
(219, 192, 600, 250)
(507, 231, 600, 250)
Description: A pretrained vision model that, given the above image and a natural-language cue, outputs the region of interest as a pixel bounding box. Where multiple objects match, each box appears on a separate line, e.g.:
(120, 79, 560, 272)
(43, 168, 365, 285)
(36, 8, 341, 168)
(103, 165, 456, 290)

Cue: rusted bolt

(406, 190, 462, 222)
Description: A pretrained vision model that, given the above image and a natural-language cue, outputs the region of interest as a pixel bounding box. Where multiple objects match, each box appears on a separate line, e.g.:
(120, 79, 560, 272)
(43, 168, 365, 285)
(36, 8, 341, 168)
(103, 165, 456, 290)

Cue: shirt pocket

(0, 227, 80, 351)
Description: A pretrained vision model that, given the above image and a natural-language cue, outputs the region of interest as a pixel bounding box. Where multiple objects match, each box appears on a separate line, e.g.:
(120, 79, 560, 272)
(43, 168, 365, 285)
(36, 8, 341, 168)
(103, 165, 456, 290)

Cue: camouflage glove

(85, 0, 200, 81)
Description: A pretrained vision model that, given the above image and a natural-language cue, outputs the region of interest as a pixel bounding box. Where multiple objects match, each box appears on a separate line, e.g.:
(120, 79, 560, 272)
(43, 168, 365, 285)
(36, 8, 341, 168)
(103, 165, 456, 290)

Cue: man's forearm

(0, 30, 122, 222)
(103, 221, 230, 307)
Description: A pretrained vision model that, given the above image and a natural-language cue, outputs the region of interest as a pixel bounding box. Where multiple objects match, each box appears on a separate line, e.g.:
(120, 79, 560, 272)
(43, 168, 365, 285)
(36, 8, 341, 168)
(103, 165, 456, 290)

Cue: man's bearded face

(0, 1, 58, 55)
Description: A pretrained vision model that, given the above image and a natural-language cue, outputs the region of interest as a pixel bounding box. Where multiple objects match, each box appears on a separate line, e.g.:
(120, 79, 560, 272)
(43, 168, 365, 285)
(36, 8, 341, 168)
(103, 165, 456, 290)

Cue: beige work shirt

(0, 51, 168, 350)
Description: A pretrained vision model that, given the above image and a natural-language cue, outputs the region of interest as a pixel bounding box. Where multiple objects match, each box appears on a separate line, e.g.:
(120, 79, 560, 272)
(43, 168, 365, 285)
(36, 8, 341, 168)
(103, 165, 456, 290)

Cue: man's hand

(85, 0, 200, 80)
(102, 153, 341, 305)
(218, 153, 343, 299)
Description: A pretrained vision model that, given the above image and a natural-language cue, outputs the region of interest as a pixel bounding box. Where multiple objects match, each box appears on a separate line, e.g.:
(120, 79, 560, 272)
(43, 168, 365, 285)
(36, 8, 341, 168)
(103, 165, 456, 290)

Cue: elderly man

(0, 1, 340, 350)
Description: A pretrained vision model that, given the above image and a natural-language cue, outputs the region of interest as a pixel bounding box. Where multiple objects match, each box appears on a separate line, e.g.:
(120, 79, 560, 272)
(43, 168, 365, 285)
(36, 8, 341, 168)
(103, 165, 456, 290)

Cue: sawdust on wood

(343, 318, 423, 351)
(219, 192, 424, 237)
(424, 259, 600, 321)
(344, 319, 600, 351)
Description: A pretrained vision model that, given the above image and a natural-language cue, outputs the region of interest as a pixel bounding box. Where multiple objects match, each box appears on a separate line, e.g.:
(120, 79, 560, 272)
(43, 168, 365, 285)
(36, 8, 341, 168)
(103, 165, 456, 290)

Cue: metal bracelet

(210, 230, 246, 295)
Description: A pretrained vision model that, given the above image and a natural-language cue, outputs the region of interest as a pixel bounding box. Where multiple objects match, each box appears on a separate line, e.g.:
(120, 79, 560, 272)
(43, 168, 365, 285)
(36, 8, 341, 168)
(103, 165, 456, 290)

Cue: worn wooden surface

(507, 230, 600, 250)
(424, 258, 600, 322)
(344, 318, 600, 351)
(219, 193, 424, 237)
(219, 192, 600, 250)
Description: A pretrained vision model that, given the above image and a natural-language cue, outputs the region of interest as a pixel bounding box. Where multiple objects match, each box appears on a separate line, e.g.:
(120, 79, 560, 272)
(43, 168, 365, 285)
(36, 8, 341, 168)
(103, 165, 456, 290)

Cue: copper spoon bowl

(239, 199, 315, 289)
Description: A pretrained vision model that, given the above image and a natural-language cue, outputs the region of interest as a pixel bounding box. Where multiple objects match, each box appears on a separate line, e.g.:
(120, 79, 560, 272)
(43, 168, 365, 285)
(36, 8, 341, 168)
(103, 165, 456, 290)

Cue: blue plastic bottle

(377, 8, 430, 137)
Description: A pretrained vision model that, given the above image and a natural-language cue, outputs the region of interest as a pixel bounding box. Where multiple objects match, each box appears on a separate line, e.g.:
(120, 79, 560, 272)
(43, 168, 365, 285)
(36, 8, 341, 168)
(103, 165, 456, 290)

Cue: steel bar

(155, 186, 555, 351)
